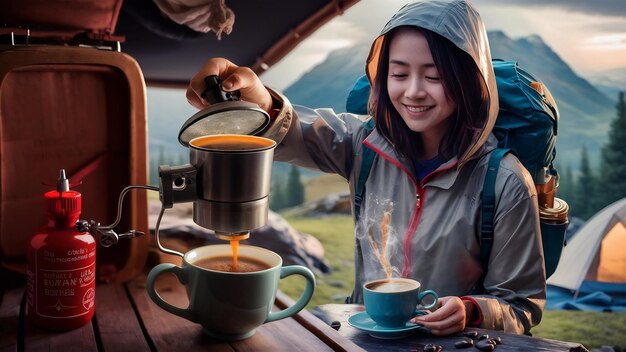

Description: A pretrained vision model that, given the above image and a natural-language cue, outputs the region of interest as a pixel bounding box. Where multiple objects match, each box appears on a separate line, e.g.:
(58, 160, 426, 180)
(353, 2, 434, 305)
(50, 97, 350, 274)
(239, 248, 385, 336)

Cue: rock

(331, 293, 349, 301)
(148, 201, 332, 274)
(328, 280, 347, 288)
(591, 347, 618, 352)
(289, 192, 352, 217)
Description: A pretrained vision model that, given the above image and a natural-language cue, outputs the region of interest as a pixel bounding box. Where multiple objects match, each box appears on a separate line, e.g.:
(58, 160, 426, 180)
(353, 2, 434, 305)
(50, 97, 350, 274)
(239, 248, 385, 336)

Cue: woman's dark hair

(370, 26, 489, 163)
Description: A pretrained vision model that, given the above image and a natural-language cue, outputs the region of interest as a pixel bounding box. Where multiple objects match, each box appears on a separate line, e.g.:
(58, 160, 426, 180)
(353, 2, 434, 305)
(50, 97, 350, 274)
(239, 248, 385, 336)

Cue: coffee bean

(475, 339, 496, 351)
(463, 330, 479, 338)
(491, 336, 502, 344)
(424, 344, 437, 352)
(478, 334, 490, 340)
(454, 338, 474, 348)
(424, 343, 443, 352)
(330, 321, 341, 330)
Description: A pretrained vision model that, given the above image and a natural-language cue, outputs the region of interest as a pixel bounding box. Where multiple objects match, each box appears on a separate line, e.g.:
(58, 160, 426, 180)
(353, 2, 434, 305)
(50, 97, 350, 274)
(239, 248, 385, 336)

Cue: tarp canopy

(546, 198, 626, 311)
(117, 0, 360, 86)
(0, 0, 361, 86)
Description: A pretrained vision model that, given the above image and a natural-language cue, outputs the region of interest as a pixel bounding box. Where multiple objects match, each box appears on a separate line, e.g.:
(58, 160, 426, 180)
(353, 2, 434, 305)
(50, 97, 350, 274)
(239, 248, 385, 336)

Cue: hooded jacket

(261, 0, 545, 334)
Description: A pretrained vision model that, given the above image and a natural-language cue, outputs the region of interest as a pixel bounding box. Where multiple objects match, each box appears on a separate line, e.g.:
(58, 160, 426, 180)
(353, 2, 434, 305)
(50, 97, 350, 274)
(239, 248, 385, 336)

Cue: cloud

(584, 33, 626, 51)
(474, 0, 626, 18)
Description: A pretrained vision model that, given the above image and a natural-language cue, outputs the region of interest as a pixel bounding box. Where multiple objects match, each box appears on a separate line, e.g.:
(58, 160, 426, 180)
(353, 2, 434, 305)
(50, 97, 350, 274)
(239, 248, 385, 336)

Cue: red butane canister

(27, 169, 96, 330)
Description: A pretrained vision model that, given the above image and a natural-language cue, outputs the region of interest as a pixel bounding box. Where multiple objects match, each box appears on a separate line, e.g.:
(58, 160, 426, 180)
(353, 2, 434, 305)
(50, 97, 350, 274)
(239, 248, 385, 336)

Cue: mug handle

(417, 289, 438, 311)
(146, 263, 194, 322)
(265, 265, 316, 323)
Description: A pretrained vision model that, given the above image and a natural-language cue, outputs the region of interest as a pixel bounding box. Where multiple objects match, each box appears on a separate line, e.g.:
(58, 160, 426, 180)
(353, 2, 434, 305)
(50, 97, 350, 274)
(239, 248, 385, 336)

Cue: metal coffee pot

(159, 134, 276, 240)
(80, 76, 276, 255)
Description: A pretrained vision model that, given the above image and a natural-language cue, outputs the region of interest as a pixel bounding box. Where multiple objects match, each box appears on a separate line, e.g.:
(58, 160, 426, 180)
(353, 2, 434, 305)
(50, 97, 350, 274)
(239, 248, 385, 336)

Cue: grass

(278, 214, 355, 307)
(303, 173, 349, 202)
(532, 310, 626, 349)
(278, 213, 626, 351)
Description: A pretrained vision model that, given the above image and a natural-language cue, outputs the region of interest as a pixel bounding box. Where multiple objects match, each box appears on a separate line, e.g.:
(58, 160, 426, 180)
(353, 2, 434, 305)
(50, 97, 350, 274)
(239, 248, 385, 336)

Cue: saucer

(347, 312, 429, 339)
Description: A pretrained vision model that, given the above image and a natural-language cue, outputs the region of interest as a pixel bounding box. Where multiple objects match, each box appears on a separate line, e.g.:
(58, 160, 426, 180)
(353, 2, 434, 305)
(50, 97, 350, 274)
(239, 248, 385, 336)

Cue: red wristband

(460, 296, 483, 327)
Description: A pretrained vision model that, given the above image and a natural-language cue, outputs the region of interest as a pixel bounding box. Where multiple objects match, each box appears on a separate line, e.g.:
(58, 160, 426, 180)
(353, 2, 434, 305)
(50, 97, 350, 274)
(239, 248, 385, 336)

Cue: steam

(360, 198, 402, 279)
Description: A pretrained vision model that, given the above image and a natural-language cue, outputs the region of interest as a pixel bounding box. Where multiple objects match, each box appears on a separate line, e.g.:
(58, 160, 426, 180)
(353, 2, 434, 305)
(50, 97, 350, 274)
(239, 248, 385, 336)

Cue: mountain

(582, 67, 626, 103)
(146, 87, 196, 155)
(284, 42, 371, 114)
(283, 31, 617, 170)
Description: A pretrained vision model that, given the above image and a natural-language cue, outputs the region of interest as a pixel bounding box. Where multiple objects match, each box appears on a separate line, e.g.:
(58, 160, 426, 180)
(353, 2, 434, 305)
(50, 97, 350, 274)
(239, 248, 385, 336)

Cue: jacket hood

(366, 0, 498, 164)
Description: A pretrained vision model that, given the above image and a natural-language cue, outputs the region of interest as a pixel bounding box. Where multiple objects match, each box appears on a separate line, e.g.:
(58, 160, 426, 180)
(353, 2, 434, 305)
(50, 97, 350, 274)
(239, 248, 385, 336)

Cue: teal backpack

(348, 59, 567, 280)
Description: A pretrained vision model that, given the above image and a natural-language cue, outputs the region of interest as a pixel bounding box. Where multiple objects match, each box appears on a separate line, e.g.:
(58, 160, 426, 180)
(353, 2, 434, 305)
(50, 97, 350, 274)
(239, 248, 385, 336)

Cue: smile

(405, 105, 433, 113)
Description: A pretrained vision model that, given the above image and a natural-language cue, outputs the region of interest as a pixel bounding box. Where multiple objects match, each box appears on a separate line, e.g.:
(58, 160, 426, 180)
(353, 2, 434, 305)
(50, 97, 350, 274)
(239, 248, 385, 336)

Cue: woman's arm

(467, 155, 546, 334)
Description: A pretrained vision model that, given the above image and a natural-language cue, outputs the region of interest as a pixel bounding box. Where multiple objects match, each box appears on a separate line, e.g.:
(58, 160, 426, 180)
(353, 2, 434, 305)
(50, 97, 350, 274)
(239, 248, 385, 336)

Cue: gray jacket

(261, 0, 545, 334)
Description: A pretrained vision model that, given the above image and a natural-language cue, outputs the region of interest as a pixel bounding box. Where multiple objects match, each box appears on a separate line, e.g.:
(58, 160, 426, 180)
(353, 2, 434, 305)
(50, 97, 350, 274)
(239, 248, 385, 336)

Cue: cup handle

(265, 265, 315, 323)
(146, 263, 194, 322)
(417, 289, 438, 311)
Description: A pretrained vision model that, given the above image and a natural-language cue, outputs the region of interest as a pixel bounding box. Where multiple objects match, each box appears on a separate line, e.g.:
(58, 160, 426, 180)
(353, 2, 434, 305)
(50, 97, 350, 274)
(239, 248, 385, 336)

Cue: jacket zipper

(401, 163, 458, 277)
(402, 189, 424, 277)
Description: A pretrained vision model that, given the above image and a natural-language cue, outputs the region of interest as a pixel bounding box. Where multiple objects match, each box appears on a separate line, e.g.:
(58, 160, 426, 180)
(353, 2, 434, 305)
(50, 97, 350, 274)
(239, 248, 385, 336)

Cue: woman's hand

(411, 296, 468, 335)
(186, 57, 273, 112)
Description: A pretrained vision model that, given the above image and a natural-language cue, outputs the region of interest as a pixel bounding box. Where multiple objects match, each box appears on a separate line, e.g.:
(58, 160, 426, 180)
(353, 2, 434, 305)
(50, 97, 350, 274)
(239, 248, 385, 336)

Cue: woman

(186, 0, 545, 336)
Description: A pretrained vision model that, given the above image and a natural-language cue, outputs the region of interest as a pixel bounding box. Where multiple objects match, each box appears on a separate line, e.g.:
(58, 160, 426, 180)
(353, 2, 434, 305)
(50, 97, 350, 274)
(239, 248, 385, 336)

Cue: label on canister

(31, 246, 96, 319)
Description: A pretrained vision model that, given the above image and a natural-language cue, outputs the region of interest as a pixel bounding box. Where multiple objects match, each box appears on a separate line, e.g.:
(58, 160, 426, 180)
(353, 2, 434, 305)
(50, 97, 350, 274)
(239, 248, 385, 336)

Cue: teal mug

(363, 278, 438, 328)
(147, 244, 315, 341)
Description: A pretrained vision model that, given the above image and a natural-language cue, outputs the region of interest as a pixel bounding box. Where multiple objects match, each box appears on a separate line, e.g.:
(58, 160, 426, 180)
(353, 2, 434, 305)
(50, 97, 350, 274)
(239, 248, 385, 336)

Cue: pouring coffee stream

(80, 76, 276, 266)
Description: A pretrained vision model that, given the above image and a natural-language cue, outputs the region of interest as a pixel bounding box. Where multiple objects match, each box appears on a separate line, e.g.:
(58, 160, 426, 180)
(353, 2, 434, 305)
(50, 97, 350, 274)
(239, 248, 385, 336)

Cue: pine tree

(555, 163, 574, 207)
(270, 178, 286, 211)
(149, 145, 168, 186)
(285, 165, 305, 207)
(157, 145, 166, 166)
(573, 145, 596, 220)
(598, 91, 626, 208)
(149, 157, 159, 186)
(178, 152, 186, 165)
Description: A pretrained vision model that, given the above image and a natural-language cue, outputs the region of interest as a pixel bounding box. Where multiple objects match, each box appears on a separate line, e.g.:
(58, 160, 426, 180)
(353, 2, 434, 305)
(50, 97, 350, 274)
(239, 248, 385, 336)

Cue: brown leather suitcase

(0, 44, 150, 282)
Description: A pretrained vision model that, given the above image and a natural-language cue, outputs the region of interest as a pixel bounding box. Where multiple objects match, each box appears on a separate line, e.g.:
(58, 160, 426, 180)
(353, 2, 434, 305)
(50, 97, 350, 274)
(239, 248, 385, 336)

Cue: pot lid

(539, 197, 569, 222)
(178, 75, 270, 147)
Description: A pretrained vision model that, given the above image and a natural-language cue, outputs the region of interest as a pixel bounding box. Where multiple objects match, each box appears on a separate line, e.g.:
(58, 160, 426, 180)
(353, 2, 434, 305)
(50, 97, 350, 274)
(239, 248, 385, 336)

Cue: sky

(262, 0, 626, 91)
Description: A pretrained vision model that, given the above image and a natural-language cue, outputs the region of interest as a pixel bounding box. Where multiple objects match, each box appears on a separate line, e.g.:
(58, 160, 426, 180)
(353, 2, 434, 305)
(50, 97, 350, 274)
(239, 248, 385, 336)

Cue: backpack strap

(354, 119, 376, 221)
(478, 147, 509, 289)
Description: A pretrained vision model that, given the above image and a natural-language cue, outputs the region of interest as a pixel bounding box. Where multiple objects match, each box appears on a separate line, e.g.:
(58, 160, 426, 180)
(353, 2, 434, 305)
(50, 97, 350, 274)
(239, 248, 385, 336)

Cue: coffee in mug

(147, 244, 315, 341)
(366, 280, 418, 292)
(193, 255, 271, 273)
(363, 278, 438, 328)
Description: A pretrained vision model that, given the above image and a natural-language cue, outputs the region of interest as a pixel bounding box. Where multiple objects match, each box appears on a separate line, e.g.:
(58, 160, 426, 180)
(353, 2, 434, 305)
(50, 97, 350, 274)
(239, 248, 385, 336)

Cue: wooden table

(0, 267, 591, 352)
(316, 304, 589, 352)
(0, 269, 363, 352)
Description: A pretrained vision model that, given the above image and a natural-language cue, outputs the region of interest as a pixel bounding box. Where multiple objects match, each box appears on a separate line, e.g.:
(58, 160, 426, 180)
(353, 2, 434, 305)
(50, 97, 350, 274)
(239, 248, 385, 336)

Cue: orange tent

(547, 198, 626, 310)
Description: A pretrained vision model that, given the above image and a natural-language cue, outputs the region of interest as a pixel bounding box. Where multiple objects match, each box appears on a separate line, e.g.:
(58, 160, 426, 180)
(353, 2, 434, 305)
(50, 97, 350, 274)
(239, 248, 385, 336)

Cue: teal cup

(363, 278, 438, 328)
(147, 244, 315, 341)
